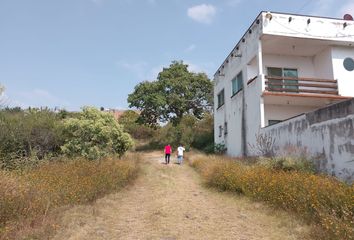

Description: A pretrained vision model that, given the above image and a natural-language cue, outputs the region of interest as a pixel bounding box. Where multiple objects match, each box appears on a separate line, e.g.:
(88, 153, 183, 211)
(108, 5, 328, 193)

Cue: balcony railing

(265, 76, 338, 95)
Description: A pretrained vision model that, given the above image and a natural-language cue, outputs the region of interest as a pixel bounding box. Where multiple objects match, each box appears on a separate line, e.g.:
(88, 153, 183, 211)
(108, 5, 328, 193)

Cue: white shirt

(177, 146, 185, 156)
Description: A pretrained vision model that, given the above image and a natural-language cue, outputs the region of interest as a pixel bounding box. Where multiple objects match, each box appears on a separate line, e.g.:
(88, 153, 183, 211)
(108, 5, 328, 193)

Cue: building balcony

(261, 75, 352, 127)
(265, 75, 339, 95)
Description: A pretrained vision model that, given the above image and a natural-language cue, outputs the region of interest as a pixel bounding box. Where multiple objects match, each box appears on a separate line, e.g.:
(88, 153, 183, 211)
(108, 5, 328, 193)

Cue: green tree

(61, 107, 133, 160)
(128, 61, 213, 125)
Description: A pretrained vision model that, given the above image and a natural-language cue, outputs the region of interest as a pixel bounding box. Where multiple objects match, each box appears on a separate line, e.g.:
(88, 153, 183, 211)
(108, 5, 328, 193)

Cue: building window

(267, 67, 298, 91)
(268, 120, 282, 126)
(218, 125, 223, 137)
(231, 71, 243, 96)
(217, 89, 225, 108)
(343, 57, 354, 71)
(224, 122, 228, 135)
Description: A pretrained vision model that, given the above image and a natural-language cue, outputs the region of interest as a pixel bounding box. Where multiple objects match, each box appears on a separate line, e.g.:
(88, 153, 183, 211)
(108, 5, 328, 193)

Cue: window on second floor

(231, 71, 243, 96)
(267, 67, 298, 91)
(217, 89, 225, 108)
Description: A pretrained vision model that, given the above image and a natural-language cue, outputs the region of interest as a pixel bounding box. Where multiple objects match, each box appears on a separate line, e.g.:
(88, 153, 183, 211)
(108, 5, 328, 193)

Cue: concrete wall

(214, 19, 262, 154)
(261, 98, 354, 182)
(331, 46, 354, 97)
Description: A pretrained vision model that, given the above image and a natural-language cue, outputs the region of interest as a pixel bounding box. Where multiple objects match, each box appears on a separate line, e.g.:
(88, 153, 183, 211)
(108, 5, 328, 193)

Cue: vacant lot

(52, 152, 311, 240)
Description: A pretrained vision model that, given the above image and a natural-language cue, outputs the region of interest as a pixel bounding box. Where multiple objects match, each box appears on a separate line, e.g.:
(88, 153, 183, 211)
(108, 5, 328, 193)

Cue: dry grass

(189, 153, 354, 240)
(52, 151, 311, 240)
(0, 154, 139, 240)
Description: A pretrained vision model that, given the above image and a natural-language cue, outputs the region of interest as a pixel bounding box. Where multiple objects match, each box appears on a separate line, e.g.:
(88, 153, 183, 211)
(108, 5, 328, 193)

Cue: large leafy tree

(128, 61, 213, 125)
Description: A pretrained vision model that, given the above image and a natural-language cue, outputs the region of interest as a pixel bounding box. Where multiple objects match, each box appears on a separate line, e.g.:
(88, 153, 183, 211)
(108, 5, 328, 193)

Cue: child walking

(177, 144, 185, 164)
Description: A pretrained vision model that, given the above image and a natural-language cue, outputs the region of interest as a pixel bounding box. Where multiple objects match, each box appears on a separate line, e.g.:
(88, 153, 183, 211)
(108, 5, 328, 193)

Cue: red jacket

(164, 145, 171, 154)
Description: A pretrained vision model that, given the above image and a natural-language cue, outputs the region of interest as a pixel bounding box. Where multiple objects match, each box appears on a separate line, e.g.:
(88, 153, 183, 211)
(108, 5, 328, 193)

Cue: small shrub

(257, 156, 316, 173)
(214, 143, 226, 154)
(248, 133, 275, 157)
(189, 154, 354, 240)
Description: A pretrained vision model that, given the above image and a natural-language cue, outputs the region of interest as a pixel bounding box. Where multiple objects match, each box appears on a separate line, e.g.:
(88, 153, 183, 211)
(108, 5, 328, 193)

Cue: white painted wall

(313, 47, 333, 79)
(264, 104, 316, 125)
(214, 19, 262, 156)
(331, 46, 354, 97)
(262, 12, 354, 43)
(263, 54, 315, 77)
(227, 92, 243, 156)
(244, 76, 263, 155)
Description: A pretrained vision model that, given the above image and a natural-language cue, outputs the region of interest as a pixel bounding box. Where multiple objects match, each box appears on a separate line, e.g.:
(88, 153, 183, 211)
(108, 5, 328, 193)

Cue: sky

(1, 0, 354, 111)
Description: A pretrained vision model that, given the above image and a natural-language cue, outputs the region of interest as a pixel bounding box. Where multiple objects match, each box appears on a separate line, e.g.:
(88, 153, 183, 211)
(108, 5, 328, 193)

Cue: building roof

(214, 11, 354, 77)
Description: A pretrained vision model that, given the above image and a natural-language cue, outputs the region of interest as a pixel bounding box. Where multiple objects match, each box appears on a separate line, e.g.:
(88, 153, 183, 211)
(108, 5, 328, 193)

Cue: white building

(214, 11, 354, 164)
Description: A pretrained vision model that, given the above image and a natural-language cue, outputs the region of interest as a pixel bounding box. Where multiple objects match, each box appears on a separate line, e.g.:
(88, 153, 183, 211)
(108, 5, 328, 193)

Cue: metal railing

(265, 76, 338, 95)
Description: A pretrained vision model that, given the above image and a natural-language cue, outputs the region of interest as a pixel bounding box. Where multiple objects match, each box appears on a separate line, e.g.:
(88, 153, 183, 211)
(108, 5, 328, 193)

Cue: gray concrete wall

(261, 98, 354, 183)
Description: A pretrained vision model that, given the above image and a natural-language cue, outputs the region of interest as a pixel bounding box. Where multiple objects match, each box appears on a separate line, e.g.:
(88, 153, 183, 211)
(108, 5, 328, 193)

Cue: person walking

(177, 144, 186, 164)
(164, 144, 172, 164)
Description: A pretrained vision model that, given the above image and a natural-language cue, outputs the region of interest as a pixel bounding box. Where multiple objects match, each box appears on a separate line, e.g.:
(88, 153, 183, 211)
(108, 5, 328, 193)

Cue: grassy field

(189, 153, 354, 240)
(0, 154, 140, 240)
(51, 151, 312, 240)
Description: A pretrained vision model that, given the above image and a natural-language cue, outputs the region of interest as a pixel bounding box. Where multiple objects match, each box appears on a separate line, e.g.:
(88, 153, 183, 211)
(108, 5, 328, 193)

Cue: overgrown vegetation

(189, 154, 354, 240)
(118, 110, 155, 139)
(0, 108, 65, 169)
(61, 107, 133, 160)
(0, 104, 137, 239)
(0, 154, 140, 239)
(136, 113, 214, 152)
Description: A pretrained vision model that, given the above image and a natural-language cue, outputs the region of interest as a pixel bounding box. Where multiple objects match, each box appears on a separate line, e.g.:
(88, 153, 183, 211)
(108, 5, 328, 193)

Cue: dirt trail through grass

(52, 152, 310, 240)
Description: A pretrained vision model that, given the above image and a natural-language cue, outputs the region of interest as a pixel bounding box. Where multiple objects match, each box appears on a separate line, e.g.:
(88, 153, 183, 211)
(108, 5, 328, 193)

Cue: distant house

(213, 11, 354, 181)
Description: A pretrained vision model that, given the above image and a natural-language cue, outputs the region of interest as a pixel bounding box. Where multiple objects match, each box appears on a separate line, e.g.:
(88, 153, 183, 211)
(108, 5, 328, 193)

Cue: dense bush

(189, 154, 354, 240)
(0, 154, 140, 236)
(148, 113, 214, 152)
(61, 107, 133, 160)
(0, 109, 65, 169)
(118, 110, 155, 139)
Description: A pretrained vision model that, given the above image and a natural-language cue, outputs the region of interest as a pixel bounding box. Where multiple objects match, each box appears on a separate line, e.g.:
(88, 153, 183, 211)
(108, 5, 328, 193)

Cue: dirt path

(52, 152, 310, 240)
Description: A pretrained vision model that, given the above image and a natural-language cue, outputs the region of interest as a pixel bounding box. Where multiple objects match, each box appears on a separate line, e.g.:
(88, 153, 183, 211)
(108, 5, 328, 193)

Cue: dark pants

(165, 153, 171, 164)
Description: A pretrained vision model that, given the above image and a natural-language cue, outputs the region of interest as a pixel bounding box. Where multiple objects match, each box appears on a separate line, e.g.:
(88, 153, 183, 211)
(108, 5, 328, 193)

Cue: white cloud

(187, 4, 216, 24)
(184, 44, 196, 52)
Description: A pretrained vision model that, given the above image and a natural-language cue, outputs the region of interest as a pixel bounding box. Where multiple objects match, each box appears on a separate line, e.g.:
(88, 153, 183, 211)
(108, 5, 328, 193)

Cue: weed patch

(189, 155, 354, 240)
(0, 154, 139, 239)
